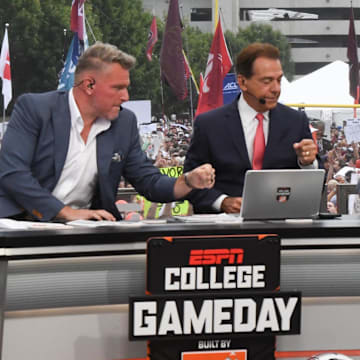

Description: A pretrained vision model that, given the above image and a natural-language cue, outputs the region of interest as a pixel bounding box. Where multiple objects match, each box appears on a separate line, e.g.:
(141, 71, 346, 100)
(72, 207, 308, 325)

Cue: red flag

(0, 27, 12, 110)
(146, 16, 158, 61)
(71, 0, 86, 40)
(195, 17, 232, 117)
(160, 0, 187, 100)
(347, 5, 360, 102)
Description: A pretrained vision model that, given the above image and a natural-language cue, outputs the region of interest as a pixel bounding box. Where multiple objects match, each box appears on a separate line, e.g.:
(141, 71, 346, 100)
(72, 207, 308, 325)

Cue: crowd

(312, 119, 360, 214)
(141, 115, 192, 168)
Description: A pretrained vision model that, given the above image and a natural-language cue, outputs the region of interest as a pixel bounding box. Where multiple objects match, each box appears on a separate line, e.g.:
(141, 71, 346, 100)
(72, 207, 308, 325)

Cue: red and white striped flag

(0, 26, 12, 110)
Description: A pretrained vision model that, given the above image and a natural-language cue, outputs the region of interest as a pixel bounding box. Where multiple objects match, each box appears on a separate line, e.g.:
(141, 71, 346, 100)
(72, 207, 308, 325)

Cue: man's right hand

(56, 206, 116, 221)
(220, 197, 242, 213)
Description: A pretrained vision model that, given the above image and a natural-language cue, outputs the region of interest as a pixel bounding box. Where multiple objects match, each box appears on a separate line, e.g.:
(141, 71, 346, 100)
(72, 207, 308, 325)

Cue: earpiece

(87, 79, 96, 89)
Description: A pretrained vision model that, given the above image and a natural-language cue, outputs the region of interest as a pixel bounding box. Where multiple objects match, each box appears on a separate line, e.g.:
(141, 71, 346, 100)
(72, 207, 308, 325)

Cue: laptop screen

(240, 169, 325, 220)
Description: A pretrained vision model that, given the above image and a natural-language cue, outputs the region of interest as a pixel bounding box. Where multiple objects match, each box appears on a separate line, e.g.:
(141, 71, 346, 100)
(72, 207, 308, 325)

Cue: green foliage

(0, 0, 100, 113)
(225, 23, 295, 80)
(0, 2, 294, 116)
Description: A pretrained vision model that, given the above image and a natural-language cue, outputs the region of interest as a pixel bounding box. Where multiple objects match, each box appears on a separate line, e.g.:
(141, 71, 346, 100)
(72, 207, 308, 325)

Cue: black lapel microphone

(245, 90, 266, 105)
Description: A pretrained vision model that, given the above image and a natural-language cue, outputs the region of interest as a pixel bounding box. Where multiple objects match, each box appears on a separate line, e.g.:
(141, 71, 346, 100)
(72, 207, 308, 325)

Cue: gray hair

(75, 41, 136, 81)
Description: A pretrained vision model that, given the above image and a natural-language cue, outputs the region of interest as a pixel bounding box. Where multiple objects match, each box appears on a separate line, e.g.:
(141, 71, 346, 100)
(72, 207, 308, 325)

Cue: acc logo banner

(182, 349, 247, 360)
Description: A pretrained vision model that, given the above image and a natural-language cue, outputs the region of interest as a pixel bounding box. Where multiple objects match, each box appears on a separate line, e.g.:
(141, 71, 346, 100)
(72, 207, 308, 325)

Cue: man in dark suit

(0, 42, 215, 222)
(184, 42, 318, 214)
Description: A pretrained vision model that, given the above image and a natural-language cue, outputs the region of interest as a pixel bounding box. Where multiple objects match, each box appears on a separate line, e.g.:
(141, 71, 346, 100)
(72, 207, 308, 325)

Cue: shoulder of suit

(196, 101, 236, 123)
(18, 90, 67, 107)
(273, 102, 307, 119)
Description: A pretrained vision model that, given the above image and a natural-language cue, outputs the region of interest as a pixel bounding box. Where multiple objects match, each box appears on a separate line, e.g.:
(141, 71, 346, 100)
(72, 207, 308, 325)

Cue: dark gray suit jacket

(0, 90, 176, 221)
(184, 96, 313, 213)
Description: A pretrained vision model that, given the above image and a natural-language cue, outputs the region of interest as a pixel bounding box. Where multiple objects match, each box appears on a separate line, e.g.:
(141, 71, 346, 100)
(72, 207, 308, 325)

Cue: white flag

(0, 27, 12, 110)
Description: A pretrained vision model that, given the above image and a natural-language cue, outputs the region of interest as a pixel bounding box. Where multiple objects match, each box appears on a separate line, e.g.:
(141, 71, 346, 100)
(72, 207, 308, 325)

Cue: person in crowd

(327, 201, 338, 214)
(184, 42, 318, 214)
(0, 42, 215, 222)
(327, 179, 338, 206)
(311, 120, 332, 156)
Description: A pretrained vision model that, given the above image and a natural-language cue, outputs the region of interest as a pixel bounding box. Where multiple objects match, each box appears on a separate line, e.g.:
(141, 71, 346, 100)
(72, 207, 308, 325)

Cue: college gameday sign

(129, 235, 301, 359)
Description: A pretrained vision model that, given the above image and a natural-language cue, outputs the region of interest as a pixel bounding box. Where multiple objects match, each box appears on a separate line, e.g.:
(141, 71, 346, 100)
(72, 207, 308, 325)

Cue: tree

(89, 0, 166, 114)
(225, 23, 295, 80)
(0, 0, 101, 113)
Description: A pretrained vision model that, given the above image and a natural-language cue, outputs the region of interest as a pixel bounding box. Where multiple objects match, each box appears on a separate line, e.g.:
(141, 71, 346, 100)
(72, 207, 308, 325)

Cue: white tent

(279, 60, 354, 106)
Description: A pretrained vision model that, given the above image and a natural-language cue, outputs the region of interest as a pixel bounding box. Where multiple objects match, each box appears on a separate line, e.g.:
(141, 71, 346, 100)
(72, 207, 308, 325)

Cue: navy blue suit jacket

(0, 90, 176, 221)
(184, 96, 313, 213)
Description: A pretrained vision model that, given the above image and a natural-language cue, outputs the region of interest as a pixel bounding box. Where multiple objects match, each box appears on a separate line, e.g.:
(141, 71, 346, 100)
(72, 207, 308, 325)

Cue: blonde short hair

(75, 41, 136, 81)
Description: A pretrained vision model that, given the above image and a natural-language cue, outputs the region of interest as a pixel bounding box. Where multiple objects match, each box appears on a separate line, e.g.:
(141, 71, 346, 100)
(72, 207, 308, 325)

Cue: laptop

(240, 169, 325, 220)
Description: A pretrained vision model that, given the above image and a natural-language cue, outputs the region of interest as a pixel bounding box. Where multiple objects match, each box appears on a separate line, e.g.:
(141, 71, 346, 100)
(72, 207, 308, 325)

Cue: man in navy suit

(184, 42, 318, 214)
(0, 42, 215, 222)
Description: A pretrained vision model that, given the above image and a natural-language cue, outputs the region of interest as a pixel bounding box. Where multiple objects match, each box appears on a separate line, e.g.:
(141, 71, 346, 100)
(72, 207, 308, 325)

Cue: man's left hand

(185, 163, 215, 189)
(293, 139, 317, 166)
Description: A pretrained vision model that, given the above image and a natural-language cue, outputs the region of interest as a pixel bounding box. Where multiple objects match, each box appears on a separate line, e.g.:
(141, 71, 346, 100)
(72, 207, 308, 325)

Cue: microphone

(244, 90, 266, 105)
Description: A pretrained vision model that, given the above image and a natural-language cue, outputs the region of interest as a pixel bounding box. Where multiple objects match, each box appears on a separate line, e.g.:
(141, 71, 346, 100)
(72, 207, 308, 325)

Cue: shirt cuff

(212, 194, 228, 212)
(298, 158, 319, 169)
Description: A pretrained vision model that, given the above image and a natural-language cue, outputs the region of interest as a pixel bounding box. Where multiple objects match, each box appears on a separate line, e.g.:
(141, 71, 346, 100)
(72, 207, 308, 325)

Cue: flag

(146, 16, 158, 61)
(58, 0, 88, 90)
(71, 0, 86, 41)
(195, 16, 232, 117)
(347, 4, 360, 101)
(0, 27, 12, 110)
(160, 0, 187, 100)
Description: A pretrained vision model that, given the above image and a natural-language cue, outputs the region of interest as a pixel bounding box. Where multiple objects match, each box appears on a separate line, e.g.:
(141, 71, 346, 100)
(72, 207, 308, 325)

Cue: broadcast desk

(1, 215, 360, 360)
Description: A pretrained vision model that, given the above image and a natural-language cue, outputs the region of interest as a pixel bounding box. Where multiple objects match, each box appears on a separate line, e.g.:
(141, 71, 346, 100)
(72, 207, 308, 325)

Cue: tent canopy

(279, 60, 354, 106)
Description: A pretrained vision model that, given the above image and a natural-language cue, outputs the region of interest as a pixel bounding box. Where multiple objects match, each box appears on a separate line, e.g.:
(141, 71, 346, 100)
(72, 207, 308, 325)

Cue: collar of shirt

(237, 94, 270, 162)
(238, 93, 270, 127)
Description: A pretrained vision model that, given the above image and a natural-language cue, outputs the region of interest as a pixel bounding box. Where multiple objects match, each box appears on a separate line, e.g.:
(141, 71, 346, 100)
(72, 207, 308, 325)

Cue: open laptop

(240, 169, 325, 220)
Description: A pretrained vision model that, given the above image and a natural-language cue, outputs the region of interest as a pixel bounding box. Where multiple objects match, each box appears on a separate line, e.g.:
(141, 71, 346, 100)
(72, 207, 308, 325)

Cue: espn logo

(189, 248, 244, 265)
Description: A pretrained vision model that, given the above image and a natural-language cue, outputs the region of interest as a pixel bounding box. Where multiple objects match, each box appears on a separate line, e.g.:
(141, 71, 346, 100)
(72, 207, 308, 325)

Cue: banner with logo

(223, 73, 240, 104)
(129, 234, 302, 360)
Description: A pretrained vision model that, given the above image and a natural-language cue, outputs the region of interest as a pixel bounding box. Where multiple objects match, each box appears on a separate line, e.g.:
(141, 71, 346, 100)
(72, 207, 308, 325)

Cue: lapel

(96, 123, 115, 177)
(52, 91, 71, 183)
(224, 95, 251, 166)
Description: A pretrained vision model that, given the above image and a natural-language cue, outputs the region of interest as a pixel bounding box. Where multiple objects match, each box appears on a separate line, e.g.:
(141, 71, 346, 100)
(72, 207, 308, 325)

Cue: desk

(1, 216, 360, 359)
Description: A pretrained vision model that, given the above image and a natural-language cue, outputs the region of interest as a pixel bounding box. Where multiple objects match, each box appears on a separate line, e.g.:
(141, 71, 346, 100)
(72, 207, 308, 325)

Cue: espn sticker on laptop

(182, 349, 247, 360)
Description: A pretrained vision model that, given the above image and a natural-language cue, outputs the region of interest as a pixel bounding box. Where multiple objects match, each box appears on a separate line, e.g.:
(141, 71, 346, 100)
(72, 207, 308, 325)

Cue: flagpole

(159, 67, 165, 118)
(214, 0, 219, 30)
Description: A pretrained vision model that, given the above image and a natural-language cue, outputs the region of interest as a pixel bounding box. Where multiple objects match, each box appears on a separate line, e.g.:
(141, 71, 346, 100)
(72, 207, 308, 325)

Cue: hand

(185, 163, 215, 189)
(293, 139, 317, 166)
(56, 206, 116, 221)
(220, 197, 242, 213)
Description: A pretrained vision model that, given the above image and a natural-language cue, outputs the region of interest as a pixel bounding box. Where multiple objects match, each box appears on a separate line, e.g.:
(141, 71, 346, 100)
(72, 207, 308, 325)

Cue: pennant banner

(0, 27, 12, 110)
(195, 17, 232, 117)
(71, 0, 86, 41)
(146, 16, 158, 61)
(58, 0, 88, 90)
(160, 0, 187, 100)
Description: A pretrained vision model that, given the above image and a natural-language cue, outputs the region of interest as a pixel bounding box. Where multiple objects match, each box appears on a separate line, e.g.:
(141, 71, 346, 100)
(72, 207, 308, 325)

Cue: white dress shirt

(52, 89, 111, 209)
